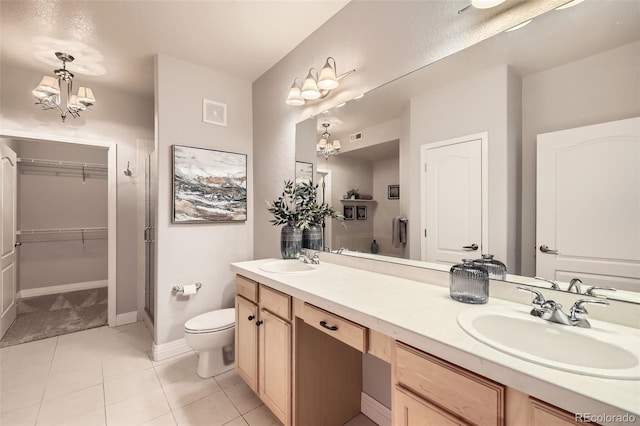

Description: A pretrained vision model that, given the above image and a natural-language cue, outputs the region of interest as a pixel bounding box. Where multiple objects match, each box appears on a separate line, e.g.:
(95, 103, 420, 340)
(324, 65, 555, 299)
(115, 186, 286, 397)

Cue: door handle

(462, 243, 478, 251)
(14, 241, 22, 247)
(539, 245, 559, 254)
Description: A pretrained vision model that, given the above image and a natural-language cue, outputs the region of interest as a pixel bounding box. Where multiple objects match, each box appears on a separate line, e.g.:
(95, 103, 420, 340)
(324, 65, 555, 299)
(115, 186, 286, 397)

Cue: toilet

(184, 308, 236, 378)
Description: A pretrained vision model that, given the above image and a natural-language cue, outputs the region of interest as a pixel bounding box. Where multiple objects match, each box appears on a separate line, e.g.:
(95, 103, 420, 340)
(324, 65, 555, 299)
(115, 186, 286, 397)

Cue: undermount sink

(457, 307, 640, 379)
(259, 259, 326, 274)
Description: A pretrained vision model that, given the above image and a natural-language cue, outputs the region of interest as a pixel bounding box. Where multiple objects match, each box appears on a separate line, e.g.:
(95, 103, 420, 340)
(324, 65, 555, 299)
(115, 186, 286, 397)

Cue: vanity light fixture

(317, 123, 341, 159)
(32, 52, 96, 122)
(286, 57, 355, 106)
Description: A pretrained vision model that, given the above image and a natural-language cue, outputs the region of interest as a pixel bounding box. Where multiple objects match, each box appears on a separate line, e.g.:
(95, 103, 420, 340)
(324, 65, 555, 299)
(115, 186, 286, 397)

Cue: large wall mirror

(295, 1, 640, 304)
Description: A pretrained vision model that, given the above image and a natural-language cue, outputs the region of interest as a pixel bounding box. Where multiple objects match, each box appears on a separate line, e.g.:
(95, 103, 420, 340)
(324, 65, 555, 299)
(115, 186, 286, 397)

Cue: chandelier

(32, 52, 96, 122)
(317, 123, 341, 159)
(286, 57, 355, 106)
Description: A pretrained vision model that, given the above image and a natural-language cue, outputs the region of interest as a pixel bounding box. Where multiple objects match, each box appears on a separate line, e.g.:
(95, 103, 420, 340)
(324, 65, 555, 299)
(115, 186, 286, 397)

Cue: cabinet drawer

(396, 342, 505, 426)
(260, 285, 291, 321)
(303, 303, 367, 352)
(236, 275, 258, 303)
(394, 385, 470, 426)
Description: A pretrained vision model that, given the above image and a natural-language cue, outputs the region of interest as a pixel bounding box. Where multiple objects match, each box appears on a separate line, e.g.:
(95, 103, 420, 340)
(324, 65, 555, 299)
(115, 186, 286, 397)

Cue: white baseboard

(18, 280, 107, 299)
(361, 392, 391, 426)
(152, 338, 192, 362)
(115, 311, 138, 326)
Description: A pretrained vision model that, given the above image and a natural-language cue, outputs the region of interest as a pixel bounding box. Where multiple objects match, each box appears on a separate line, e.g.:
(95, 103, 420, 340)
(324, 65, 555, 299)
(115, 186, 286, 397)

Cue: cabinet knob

(256, 320, 263, 326)
(247, 315, 255, 321)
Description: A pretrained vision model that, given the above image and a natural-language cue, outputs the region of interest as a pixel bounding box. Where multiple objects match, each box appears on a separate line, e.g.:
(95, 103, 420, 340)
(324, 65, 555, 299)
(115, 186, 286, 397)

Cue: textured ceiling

(0, 0, 350, 96)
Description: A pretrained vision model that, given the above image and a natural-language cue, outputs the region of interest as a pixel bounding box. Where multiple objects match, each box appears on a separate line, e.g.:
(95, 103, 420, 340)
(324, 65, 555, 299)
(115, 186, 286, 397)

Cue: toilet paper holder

(172, 282, 202, 294)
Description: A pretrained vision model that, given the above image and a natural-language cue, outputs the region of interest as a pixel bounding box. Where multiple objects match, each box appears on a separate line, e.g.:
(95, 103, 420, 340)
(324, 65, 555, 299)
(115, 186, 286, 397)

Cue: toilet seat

(184, 308, 235, 334)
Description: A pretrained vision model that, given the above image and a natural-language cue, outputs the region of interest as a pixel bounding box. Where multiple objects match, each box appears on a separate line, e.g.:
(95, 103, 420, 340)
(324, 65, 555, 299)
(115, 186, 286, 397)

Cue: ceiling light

(286, 57, 355, 106)
(471, 0, 506, 9)
(317, 123, 341, 159)
(505, 19, 532, 32)
(555, 0, 585, 10)
(32, 52, 96, 122)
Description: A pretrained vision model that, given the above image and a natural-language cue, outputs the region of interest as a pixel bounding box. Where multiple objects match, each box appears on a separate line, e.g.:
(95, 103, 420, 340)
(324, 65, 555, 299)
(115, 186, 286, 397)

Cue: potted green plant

(267, 180, 343, 257)
(296, 181, 344, 250)
(267, 180, 305, 258)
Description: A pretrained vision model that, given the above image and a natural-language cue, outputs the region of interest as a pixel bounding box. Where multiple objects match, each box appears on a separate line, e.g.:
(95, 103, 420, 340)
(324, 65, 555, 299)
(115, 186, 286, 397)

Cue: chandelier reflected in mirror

(317, 123, 341, 159)
(32, 52, 96, 122)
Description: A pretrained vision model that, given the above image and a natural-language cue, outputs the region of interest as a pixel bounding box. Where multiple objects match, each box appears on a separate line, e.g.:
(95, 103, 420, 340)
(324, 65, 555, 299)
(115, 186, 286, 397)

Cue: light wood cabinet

(393, 385, 471, 426)
(394, 342, 505, 426)
(528, 398, 599, 426)
(235, 277, 292, 425)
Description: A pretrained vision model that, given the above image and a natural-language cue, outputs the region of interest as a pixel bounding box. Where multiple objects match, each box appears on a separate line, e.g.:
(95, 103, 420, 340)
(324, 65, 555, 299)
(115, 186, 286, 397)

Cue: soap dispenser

(370, 240, 379, 254)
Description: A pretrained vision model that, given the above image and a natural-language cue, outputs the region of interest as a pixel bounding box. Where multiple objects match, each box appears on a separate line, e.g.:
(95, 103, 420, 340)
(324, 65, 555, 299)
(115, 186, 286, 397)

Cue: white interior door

(1, 143, 17, 339)
(421, 134, 486, 265)
(536, 117, 640, 291)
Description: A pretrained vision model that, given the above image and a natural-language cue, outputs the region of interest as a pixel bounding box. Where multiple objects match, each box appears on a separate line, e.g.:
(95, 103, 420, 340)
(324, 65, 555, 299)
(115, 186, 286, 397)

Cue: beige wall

(155, 55, 253, 345)
(372, 156, 400, 258)
(520, 40, 640, 276)
(0, 63, 154, 314)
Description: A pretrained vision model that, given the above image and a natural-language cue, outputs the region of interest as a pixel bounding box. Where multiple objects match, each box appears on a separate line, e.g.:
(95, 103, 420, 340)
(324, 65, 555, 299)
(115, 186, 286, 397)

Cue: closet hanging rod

(17, 157, 107, 171)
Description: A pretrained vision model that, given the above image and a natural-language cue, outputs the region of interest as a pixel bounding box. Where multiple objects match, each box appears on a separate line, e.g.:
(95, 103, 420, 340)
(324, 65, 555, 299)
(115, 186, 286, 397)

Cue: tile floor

(0, 322, 377, 426)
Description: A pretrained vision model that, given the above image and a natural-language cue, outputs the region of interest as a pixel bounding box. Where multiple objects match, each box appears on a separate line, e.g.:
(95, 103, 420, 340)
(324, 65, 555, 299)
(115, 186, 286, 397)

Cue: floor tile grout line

(34, 336, 59, 426)
(152, 358, 179, 426)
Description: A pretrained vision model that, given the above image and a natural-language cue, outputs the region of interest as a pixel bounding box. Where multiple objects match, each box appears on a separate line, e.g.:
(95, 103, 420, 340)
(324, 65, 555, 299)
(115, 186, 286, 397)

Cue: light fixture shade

(77, 87, 96, 106)
(32, 76, 60, 98)
(286, 83, 305, 106)
(318, 138, 327, 149)
(318, 58, 339, 90)
(505, 19, 532, 32)
(301, 70, 321, 100)
(332, 140, 341, 151)
(471, 0, 506, 8)
(69, 95, 86, 111)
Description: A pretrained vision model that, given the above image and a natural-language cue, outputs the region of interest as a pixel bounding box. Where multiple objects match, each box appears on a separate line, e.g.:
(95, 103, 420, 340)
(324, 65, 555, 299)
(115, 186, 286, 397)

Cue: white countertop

(230, 258, 640, 422)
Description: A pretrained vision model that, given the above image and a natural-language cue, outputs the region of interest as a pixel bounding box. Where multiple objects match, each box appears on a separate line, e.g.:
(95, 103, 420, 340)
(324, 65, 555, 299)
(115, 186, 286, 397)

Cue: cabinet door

(236, 296, 258, 392)
(529, 398, 597, 426)
(393, 386, 470, 426)
(259, 308, 291, 425)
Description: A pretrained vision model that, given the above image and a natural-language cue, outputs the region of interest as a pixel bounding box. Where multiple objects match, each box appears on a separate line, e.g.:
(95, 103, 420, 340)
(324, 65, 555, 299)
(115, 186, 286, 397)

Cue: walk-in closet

(0, 138, 108, 347)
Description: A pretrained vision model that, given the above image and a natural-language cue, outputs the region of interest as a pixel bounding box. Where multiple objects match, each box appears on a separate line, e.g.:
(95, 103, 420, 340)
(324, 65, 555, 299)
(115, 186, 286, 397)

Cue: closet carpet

(0, 287, 108, 348)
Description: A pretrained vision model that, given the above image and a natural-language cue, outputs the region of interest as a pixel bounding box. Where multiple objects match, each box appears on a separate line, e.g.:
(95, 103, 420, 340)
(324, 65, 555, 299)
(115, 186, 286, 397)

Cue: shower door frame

(0, 129, 117, 327)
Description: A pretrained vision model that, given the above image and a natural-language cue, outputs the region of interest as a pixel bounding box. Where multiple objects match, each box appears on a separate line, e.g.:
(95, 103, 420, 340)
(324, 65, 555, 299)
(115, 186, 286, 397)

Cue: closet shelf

(17, 227, 108, 244)
(17, 158, 107, 171)
(18, 157, 107, 181)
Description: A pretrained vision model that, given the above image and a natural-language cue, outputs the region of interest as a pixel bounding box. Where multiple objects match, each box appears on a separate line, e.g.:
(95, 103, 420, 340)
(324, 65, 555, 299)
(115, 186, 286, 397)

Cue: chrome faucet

(567, 278, 582, 293)
(299, 250, 320, 264)
(533, 276, 560, 290)
(569, 299, 610, 328)
(517, 286, 609, 328)
(585, 286, 617, 297)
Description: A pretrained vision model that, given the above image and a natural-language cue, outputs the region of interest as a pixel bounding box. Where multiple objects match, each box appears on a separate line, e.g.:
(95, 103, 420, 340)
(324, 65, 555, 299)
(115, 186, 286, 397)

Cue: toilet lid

(185, 308, 235, 333)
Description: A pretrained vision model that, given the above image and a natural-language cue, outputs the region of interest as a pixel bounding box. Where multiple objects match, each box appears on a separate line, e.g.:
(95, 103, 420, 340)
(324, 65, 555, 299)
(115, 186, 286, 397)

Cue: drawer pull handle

(256, 320, 263, 326)
(319, 320, 338, 331)
(247, 315, 255, 321)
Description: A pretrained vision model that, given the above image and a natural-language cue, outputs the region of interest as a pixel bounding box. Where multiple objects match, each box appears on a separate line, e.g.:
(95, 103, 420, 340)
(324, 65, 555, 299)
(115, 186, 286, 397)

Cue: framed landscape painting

(172, 145, 247, 223)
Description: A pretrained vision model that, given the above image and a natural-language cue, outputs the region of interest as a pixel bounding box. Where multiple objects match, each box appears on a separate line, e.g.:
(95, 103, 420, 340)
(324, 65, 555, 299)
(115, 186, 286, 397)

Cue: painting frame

(172, 145, 247, 223)
(356, 205, 367, 220)
(295, 161, 313, 184)
(343, 205, 355, 220)
(388, 184, 400, 200)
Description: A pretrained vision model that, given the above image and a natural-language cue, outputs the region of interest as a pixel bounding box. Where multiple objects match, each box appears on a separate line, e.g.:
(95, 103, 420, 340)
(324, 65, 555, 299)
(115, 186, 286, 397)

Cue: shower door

(144, 153, 156, 322)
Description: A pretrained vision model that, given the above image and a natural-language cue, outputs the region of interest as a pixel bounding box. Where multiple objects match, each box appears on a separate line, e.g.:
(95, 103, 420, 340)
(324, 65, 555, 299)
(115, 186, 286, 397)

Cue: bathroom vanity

(230, 258, 640, 426)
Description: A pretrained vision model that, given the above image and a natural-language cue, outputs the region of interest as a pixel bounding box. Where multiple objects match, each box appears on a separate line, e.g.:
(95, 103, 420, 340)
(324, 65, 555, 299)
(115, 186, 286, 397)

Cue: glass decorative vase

(281, 223, 302, 259)
(302, 224, 323, 251)
(449, 259, 489, 304)
(473, 254, 507, 280)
